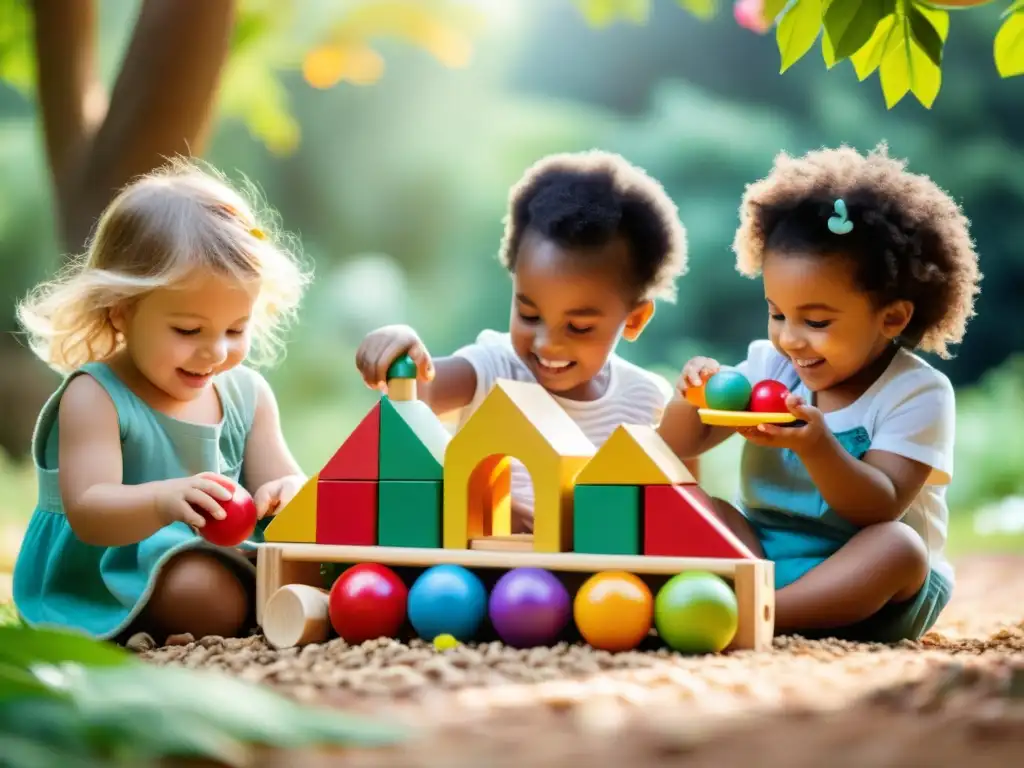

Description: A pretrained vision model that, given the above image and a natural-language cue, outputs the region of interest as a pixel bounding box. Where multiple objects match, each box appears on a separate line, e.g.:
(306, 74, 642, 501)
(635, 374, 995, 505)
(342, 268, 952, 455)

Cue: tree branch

(68, 0, 238, 249)
(30, 0, 103, 247)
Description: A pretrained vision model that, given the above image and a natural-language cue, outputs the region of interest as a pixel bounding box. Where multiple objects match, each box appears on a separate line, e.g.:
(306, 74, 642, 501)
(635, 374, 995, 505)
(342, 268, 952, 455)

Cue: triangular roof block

(320, 402, 381, 481)
(379, 396, 452, 481)
(576, 424, 695, 485)
(263, 472, 318, 543)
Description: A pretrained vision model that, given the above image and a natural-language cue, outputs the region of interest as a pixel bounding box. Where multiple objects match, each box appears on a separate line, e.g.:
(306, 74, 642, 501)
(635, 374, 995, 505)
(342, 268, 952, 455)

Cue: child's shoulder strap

(30, 362, 134, 469)
(216, 364, 263, 436)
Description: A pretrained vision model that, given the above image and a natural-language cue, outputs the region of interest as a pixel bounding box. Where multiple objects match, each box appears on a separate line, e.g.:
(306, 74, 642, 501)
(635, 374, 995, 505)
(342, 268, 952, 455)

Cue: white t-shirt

(450, 330, 674, 517)
(735, 339, 956, 585)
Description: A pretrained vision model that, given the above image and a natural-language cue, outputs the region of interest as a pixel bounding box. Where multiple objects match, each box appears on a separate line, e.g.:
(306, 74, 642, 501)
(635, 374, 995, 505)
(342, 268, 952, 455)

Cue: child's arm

(658, 393, 736, 459)
(241, 374, 307, 517)
(58, 376, 230, 547)
(743, 375, 954, 527)
(355, 324, 479, 415)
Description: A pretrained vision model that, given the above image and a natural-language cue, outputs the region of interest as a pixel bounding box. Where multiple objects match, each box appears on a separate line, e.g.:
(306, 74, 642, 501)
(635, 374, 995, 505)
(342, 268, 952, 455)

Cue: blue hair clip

(827, 198, 853, 235)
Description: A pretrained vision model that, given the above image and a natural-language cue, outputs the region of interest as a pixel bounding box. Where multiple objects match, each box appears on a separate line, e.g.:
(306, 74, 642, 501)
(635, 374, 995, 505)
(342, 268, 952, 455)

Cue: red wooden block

(321, 402, 381, 480)
(316, 480, 377, 545)
(643, 484, 755, 559)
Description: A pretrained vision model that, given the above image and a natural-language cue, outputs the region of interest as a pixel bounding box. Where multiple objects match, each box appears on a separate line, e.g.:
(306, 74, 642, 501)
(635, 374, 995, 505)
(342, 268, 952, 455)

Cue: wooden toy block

(575, 424, 695, 486)
(469, 533, 533, 552)
(256, 542, 776, 651)
(444, 379, 596, 553)
(470, 455, 512, 537)
(573, 484, 642, 555)
(378, 480, 443, 548)
(263, 472, 318, 543)
(643, 484, 755, 559)
(316, 480, 377, 545)
(379, 397, 451, 481)
(263, 584, 331, 649)
(320, 402, 380, 481)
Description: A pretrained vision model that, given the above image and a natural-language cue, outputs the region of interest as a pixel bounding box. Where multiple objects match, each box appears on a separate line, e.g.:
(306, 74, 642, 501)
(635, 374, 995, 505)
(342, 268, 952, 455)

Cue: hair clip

(249, 227, 266, 240)
(827, 198, 853, 235)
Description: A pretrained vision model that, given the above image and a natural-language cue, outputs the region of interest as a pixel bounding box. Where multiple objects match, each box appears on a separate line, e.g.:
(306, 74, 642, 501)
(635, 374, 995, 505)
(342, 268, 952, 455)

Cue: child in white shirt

(659, 144, 981, 643)
(355, 150, 695, 530)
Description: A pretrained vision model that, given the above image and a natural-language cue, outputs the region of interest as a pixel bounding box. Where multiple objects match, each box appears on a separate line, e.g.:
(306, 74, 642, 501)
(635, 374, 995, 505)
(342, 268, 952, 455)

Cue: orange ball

(573, 571, 653, 652)
(685, 382, 707, 408)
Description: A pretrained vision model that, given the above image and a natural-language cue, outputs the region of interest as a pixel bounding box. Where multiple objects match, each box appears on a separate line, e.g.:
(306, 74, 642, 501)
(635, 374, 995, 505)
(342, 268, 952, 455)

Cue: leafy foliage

(573, 0, 1024, 109)
(0, 0, 483, 155)
(0, 624, 408, 767)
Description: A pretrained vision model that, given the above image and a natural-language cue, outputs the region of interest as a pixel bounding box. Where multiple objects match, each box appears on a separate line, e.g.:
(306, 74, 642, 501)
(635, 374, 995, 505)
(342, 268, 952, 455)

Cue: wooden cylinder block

(263, 584, 332, 649)
(388, 379, 416, 401)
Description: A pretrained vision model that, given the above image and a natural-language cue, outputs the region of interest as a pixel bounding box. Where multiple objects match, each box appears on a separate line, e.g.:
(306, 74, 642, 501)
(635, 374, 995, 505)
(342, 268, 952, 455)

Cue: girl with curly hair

(659, 144, 982, 643)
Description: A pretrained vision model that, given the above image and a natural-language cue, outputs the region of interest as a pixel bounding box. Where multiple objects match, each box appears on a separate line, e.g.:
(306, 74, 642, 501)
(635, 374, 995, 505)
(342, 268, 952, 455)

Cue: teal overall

(12, 362, 270, 641)
(737, 366, 952, 643)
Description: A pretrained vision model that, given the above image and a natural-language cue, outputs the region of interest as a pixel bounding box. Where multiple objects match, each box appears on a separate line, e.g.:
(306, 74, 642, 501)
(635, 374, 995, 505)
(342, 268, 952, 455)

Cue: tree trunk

(0, 0, 237, 460)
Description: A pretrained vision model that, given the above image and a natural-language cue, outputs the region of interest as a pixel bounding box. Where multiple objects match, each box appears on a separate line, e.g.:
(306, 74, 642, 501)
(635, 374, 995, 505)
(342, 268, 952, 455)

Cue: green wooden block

(379, 396, 451, 481)
(573, 484, 642, 555)
(378, 480, 443, 548)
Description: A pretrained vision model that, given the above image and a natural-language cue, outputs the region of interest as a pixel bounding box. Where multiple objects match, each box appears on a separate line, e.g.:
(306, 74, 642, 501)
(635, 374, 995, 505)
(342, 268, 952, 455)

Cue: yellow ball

(573, 571, 653, 652)
(433, 632, 459, 651)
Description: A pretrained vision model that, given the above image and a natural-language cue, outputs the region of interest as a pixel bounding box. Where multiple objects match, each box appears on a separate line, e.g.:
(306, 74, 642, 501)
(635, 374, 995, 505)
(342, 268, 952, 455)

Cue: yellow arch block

(444, 379, 595, 553)
(263, 472, 318, 543)
(576, 424, 695, 485)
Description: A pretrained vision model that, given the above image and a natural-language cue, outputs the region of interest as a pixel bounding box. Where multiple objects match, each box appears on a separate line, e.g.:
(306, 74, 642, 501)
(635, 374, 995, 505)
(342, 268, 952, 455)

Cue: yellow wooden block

(576, 423, 695, 485)
(263, 473, 318, 543)
(444, 378, 596, 553)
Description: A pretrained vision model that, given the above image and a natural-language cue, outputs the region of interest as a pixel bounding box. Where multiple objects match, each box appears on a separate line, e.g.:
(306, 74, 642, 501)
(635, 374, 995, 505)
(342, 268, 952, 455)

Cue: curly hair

(732, 143, 981, 358)
(498, 150, 687, 302)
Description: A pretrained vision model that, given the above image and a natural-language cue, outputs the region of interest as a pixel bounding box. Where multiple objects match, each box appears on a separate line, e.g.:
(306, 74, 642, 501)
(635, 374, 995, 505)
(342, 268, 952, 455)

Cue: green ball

(387, 354, 417, 380)
(704, 370, 752, 411)
(654, 571, 738, 653)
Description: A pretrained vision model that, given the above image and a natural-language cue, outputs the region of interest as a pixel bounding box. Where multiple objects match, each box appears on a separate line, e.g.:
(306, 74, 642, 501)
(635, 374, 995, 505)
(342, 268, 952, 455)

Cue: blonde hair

(17, 156, 313, 373)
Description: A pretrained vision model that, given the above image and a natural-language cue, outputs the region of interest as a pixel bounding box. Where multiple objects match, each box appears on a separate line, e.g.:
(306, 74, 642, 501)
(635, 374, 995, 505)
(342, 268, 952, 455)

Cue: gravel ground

(142, 555, 1024, 767)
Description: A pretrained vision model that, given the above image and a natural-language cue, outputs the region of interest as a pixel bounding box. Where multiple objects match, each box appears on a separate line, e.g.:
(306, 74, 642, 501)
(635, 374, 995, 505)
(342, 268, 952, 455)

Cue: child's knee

(871, 521, 929, 599)
(147, 549, 250, 638)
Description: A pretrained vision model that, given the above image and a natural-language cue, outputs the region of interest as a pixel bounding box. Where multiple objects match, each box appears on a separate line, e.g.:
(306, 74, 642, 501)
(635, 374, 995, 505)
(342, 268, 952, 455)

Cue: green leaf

(850, 13, 897, 78)
(762, 0, 791, 25)
(776, 0, 823, 72)
(676, 0, 718, 20)
(908, 2, 945, 67)
(994, 7, 1024, 77)
(0, 661, 71, 704)
(823, 0, 894, 62)
(878, 8, 942, 108)
(1002, 0, 1024, 18)
(0, 625, 134, 670)
(0, 734, 107, 768)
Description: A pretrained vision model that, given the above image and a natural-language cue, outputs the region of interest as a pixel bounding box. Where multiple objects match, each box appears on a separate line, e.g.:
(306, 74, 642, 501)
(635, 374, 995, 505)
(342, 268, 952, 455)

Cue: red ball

(749, 379, 791, 413)
(328, 563, 408, 644)
(195, 475, 258, 547)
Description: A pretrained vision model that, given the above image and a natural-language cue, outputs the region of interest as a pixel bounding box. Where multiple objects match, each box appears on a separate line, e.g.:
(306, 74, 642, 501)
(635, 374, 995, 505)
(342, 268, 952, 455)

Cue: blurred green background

(1, 0, 1023, 567)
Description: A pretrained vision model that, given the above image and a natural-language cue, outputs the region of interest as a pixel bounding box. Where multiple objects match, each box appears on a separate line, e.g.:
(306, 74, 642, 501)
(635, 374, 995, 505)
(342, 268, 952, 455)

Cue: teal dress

(12, 362, 270, 640)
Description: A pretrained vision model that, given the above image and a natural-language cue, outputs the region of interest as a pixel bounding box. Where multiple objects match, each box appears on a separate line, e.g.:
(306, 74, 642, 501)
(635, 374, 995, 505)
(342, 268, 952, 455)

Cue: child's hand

(253, 474, 305, 519)
(153, 473, 234, 529)
(737, 394, 826, 454)
(355, 324, 435, 391)
(677, 356, 721, 392)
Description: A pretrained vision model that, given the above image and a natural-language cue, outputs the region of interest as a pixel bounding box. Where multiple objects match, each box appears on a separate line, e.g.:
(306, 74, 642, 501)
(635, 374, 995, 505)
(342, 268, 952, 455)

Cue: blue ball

(407, 564, 487, 642)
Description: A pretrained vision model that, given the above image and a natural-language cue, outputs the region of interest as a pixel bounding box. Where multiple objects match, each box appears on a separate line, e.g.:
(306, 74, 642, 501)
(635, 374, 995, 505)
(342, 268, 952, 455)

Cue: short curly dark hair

(498, 150, 687, 302)
(732, 143, 981, 359)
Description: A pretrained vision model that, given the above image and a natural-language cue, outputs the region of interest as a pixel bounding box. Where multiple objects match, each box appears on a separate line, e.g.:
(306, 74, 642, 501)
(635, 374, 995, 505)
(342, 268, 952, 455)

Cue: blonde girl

(12, 157, 312, 648)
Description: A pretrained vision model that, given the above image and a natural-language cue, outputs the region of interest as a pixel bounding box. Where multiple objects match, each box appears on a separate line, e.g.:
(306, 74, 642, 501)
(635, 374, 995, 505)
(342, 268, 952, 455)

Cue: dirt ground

(142, 555, 1024, 767)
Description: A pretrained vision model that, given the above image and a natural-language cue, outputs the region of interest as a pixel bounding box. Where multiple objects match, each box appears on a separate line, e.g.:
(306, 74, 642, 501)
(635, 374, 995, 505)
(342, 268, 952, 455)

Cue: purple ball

(488, 567, 570, 648)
